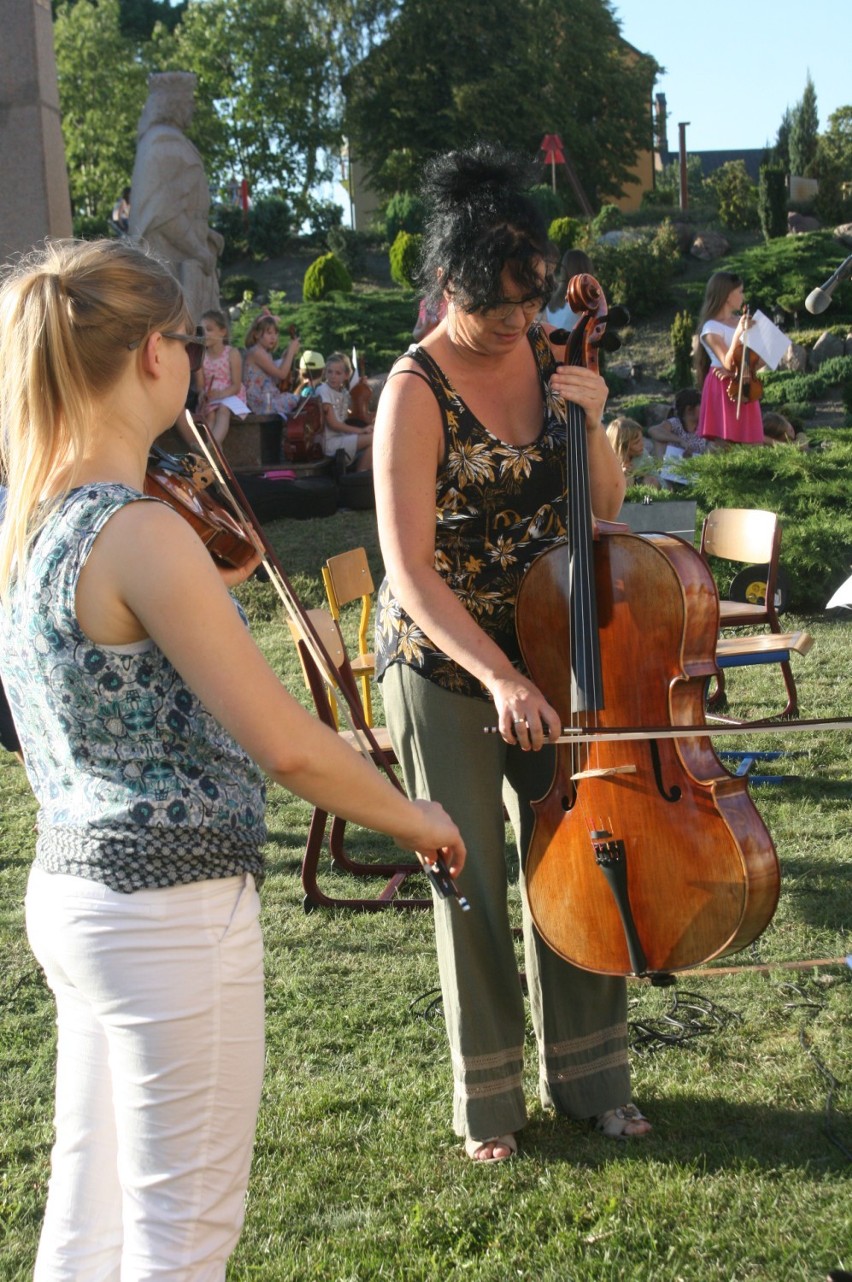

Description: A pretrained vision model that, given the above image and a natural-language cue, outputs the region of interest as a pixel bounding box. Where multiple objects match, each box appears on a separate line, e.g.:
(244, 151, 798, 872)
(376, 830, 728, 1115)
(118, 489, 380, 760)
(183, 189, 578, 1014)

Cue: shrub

(548, 216, 583, 256)
(592, 220, 681, 319)
(758, 166, 787, 241)
(325, 226, 371, 278)
(528, 184, 565, 226)
(592, 204, 624, 237)
(248, 196, 295, 259)
(725, 231, 852, 324)
(675, 435, 852, 609)
(286, 288, 417, 371)
(220, 274, 260, 304)
(389, 230, 422, 289)
(383, 192, 425, 242)
(705, 161, 759, 231)
(670, 310, 694, 390)
(73, 213, 111, 241)
(302, 252, 353, 302)
(211, 206, 249, 265)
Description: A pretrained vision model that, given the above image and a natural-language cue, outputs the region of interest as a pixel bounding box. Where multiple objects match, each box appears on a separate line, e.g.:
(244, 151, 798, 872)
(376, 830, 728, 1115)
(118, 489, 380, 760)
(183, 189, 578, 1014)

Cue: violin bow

(735, 306, 750, 421)
(178, 411, 469, 909)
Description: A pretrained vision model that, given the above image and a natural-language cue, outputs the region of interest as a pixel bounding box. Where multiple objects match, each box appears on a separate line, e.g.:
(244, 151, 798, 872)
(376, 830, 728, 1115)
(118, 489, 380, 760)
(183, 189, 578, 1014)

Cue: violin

(347, 352, 373, 427)
(727, 307, 763, 415)
(514, 274, 779, 979)
(144, 445, 257, 569)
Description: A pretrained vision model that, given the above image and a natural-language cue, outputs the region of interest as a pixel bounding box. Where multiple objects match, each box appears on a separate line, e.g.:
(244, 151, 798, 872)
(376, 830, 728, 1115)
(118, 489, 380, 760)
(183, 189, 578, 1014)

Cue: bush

(302, 252, 353, 302)
(758, 166, 787, 241)
(248, 196, 295, 259)
(705, 161, 759, 231)
(528, 184, 565, 226)
(389, 230, 422, 289)
(592, 220, 681, 319)
(761, 356, 852, 408)
(678, 436, 852, 609)
(220, 274, 260, 305)
(670, 310, 694, 390)
(592, 204, 624, 237)
(325, 227, 371, 278)
(73, 213, 112, 241)
(725, 231, 852, 324)
(383, 192, 425, 242)
(548, 216, 583, 256)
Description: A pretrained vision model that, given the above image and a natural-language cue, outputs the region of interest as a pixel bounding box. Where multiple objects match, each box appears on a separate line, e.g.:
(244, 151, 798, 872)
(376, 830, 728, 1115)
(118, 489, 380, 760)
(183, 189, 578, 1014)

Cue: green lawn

(1, 509, 850, 1281)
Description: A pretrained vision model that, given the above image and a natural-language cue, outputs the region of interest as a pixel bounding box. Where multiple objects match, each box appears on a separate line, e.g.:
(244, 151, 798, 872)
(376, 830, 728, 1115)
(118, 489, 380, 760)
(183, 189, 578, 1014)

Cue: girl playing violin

(0, 238, 464, 1280)
(694, 271, 764, 444)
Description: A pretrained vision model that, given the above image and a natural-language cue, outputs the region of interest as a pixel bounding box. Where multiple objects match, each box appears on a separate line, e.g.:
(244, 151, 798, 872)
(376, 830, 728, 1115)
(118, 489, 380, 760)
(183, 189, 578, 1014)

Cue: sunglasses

(128, 328, 205, 373)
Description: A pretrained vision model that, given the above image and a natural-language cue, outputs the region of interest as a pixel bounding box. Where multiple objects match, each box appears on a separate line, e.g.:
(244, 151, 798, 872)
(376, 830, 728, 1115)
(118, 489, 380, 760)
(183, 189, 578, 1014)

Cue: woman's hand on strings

(549, 363, 608, 431)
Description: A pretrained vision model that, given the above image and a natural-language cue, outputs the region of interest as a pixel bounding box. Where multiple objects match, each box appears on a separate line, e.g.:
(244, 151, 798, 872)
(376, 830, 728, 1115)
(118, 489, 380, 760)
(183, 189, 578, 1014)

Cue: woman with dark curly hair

(373, 143, 651, 1163)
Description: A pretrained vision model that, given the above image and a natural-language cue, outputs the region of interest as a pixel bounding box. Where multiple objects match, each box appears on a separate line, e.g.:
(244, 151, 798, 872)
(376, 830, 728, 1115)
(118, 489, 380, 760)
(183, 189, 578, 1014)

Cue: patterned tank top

(375, 323, 569, 701)
(0, 484, 267, 892)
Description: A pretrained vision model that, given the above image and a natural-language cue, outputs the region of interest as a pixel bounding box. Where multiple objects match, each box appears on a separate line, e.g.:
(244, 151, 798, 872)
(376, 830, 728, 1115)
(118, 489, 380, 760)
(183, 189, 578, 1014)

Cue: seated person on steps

(294, 350, 325, 398)
(195, 309, 247, 445)
(316, 352, 374, 473)
(243, 313, 300, 419)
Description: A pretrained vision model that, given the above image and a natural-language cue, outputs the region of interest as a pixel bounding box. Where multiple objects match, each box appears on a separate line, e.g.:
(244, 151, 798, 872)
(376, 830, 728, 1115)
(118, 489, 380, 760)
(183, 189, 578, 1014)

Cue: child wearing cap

(295, 350, 325, 398)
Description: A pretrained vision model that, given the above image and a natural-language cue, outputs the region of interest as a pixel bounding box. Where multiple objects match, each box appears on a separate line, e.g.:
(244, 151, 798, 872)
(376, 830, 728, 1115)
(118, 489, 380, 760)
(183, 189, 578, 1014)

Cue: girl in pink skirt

(694, 272, 764, 445)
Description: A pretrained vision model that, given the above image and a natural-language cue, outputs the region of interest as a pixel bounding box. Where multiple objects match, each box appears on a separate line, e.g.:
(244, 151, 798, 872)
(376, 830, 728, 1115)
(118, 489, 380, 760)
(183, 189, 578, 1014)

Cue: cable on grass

(628, 988, 740, 1056)
(780, 978, 852, 1162)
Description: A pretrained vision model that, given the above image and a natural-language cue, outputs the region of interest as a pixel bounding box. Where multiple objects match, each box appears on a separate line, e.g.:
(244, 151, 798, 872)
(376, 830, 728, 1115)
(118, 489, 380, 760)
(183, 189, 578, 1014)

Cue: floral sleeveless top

(375, 324, 569, 701)
(0, 484, 266, 892)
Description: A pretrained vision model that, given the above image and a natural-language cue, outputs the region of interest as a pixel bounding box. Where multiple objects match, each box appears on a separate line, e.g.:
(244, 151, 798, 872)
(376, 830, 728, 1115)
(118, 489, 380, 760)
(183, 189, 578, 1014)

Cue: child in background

(243, 314, 300, 419)
(648, 389, 708, 457)
(195, 309, 247, 444)
(605, 417, 660, 487)
(294, 350, 325, 398)
(316, 352, 374, 472)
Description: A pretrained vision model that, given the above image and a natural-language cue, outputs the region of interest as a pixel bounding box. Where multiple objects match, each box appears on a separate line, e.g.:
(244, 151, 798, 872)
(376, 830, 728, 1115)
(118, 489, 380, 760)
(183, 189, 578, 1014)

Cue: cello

(515, 275, 779, 979)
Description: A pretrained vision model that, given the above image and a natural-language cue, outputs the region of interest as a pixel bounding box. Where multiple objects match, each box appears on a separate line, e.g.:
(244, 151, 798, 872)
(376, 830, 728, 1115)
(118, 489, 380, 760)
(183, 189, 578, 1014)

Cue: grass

(1, 509, 851, 1281)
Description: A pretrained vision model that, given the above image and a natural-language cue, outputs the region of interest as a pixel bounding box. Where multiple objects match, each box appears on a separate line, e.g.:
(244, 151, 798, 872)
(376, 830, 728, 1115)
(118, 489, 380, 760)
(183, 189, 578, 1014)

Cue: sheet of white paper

(826, 571, 852, 609)
(745, 310, 789, 371)
(210, 395, 251, 418)
(659, 444, 688, 486)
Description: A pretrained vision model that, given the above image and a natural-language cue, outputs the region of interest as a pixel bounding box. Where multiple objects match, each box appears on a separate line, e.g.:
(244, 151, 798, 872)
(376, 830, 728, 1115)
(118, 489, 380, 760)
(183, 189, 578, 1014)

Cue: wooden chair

(321, 547, 376, 725)
(699, 507, 800, 718)
(287, 607, 428, 912)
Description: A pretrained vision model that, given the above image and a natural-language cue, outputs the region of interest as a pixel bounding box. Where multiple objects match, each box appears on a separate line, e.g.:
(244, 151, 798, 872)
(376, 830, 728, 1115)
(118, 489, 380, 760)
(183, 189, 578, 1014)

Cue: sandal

(464, 1133, 517, 1163)
(596, 1104, 651, 1140)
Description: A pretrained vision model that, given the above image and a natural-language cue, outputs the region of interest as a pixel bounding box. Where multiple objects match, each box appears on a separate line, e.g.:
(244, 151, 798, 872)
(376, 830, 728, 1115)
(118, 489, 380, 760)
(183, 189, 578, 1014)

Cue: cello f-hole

(649, 740, 682, 802)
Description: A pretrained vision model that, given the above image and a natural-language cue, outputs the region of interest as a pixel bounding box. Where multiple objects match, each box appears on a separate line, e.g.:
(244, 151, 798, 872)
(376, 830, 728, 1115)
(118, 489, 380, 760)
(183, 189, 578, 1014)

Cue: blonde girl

(316, 352, 374, 472)
(0, 238, 463, 1281)
(605, 416, 659, 486)
(195, 307, 246, 444)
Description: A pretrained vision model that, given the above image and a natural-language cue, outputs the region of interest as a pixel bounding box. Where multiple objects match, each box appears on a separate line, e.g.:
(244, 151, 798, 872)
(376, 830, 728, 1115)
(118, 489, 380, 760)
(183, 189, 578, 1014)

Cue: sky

(611, 0, 852, 152)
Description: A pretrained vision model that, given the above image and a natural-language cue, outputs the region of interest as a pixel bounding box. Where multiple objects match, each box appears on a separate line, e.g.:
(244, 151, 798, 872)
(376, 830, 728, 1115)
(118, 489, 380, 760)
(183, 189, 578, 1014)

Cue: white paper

(659, 444, 688, 486)
(209, 395, 251, 418)
(744, 310, 789, 371)
(826, 571, 852, 609)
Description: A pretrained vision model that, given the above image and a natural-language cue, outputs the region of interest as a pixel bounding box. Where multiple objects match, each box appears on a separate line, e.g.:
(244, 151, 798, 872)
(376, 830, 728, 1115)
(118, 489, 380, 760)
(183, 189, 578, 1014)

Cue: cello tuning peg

(608, 304, 630, 329)
(599, 332, 622, 353)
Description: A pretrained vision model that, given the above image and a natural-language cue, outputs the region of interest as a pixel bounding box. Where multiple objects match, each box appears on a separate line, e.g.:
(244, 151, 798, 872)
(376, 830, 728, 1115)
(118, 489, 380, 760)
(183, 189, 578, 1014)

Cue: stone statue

(130, 72, 223, 323)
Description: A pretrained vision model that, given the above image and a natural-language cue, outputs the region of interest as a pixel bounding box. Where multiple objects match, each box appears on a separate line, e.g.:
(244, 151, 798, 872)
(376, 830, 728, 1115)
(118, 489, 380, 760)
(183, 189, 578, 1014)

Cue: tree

(813, 105, 852, 222)
(158, 0, 339, 213)
(54, 0, 149, 219)
(343, 0, 659, 209)
(789, 74, 819, 177)
(705, 161, 759, 231)
(771, 105, 793, 172)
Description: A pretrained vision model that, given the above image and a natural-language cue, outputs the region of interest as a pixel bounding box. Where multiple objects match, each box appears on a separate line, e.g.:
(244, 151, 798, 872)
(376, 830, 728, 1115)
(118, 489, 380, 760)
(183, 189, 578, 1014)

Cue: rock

(644, 401, 672, 425)
(787, 211, 821, 234)
(810, 330, 845, 367)
(834, 223, 852, 247)
(671, 222, 696, 254)
(690, 231, 729, 261)
(778, 342, 808, 373)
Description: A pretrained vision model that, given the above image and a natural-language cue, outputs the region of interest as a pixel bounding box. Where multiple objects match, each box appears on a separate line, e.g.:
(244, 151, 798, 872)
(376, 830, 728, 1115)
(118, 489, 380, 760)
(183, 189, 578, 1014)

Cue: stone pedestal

(0, 0, 72, 261)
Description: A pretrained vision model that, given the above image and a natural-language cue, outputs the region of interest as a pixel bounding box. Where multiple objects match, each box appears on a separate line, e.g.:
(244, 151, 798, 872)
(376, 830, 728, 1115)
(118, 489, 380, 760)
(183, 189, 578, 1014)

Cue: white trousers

(25, 866, 265, 1282)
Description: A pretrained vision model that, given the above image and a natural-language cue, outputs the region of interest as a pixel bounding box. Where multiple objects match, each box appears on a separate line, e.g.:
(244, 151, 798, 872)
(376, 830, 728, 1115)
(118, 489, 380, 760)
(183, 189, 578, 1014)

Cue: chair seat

(338, 724, 394, 754)
(350, 653, 375, 677)
(718, 601, 772, 625)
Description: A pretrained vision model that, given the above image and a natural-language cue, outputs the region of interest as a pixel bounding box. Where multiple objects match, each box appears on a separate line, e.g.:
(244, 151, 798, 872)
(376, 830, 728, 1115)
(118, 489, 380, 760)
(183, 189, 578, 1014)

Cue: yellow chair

(321, 547, 376, 725)
(699, 507, 800, 718)
(287, 606, 426, 912)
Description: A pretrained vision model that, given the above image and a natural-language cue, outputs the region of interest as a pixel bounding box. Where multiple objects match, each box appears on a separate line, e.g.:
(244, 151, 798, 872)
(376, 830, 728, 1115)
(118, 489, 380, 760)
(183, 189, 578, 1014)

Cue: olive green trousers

(382, 664, 633, 1143)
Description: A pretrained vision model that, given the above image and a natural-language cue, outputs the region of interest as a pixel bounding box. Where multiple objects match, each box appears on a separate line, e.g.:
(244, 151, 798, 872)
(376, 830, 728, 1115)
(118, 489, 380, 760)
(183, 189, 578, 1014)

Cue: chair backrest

(287, 607, 362, 730)
(322, 547, 375, 657)
(700, 508, 779, 567)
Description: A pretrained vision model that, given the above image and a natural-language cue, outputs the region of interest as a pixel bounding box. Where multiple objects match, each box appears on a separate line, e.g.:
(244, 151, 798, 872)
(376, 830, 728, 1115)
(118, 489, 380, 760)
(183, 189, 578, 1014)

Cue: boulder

(810, 330, 845, 367)
(778, 342, 808, 373)
(787, 211, 821, 234)
(671, 221, 696, 254)
(834, 223, 852, 247)
(690, 231, 729, 261)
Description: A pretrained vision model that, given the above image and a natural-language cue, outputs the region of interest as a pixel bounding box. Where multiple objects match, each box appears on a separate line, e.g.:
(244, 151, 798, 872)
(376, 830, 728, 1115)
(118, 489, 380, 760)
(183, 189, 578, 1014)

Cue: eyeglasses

(479, 294, 547, 321)
(127, 328, 205, 373)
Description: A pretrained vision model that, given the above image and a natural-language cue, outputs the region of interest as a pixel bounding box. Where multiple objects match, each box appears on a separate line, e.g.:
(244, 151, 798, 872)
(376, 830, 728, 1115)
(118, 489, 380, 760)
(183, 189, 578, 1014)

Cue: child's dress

(316, 381, 360, 463)
(197, 346, 246, 420)
(244, 349, 298, 418)
(697, 321, 763, 444)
